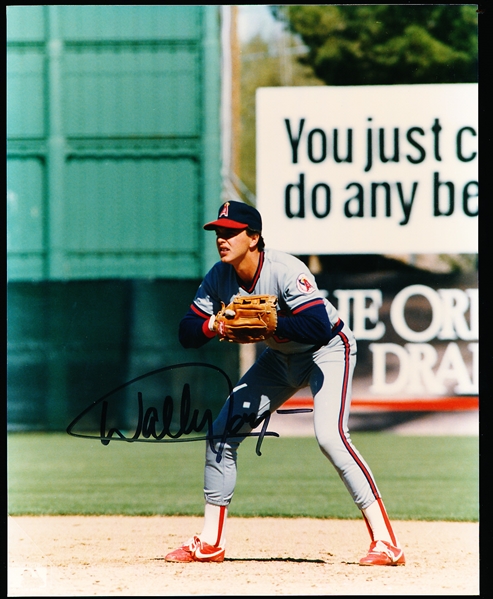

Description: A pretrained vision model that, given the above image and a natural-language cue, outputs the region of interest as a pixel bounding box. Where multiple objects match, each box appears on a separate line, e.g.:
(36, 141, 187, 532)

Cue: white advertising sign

(256, 84, 478, 254)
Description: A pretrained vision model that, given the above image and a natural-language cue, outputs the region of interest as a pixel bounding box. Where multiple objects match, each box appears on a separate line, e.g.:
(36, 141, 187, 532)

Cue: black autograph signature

(66, 363, 312, 461)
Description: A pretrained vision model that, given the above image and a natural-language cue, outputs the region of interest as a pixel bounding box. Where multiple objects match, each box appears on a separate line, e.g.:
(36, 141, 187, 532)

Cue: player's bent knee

(316, 435, 353, 469)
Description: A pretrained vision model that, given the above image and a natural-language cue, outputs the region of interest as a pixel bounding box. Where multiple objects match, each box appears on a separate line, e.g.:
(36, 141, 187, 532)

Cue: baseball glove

(211, 294, 278, 343)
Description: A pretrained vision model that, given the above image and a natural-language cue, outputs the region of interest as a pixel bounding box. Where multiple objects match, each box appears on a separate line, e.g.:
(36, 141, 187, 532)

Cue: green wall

(7, 6, 235, 431)
(7, 280, 239, 432)
(7, 5, 221, 281)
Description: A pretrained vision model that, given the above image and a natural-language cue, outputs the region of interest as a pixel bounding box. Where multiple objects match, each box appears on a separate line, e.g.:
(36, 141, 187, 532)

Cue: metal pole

(201, 6, 222, 275)
(46, 5, 66, 279)
(45, 5, 68, 429)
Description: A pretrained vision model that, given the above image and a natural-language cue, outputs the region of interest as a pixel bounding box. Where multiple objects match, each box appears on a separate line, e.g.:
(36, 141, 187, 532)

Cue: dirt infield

(8, 515, 479, 596)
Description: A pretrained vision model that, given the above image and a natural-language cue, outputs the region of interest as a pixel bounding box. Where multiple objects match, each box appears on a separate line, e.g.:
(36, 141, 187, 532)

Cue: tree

(239, 35, 324, 196)
(270, 5, 478, 85)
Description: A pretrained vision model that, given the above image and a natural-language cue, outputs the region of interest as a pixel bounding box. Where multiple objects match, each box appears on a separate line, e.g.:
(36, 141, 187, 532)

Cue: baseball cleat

(164, 535, 225, 563)
(359, 540, 405, 566)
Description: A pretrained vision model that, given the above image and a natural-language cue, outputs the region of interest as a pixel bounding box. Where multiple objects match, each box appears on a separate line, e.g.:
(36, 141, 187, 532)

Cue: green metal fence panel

(7, 280, 239, 432)
(7, 5, 222, 281)
(7, 49, 45, 138)
(7, 5, 45, 42)
(7, 158, 46, 280)
(7, 6, 228, 433)
(63, 47, 200, 137)
(7, 159, 45, 252)
(58, 5, 202, 41)
(62, 157, 199, 278)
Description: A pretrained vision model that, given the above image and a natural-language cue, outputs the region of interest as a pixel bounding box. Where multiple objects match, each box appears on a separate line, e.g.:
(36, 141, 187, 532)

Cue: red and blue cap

(203, 201, 262, 231)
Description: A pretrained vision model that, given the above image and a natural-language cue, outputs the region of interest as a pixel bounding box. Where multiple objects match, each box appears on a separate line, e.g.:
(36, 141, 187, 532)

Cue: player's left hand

(208, 294, 278, 343)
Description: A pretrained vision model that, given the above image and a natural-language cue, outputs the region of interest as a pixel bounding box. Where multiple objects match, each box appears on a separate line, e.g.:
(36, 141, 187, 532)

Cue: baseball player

(165, 201, 405, 566)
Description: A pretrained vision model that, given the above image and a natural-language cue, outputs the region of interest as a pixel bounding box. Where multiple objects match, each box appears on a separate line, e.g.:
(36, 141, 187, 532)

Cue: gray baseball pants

(203, 325, 381, 511)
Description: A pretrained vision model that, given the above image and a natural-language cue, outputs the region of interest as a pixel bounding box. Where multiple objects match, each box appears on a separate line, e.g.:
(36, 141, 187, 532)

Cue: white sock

(362, 498, 399, 547)
(200, 502, 227, 547)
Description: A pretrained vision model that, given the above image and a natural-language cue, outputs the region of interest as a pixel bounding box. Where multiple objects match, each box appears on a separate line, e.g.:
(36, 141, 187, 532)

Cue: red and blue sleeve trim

(275, 301, 333, 345)
(202, 319, 216, 338)
(292, 298, 326, 314)
(179, 305, 215, 348)
(190, 303, 216, 338)
(190, 302, 210, 320)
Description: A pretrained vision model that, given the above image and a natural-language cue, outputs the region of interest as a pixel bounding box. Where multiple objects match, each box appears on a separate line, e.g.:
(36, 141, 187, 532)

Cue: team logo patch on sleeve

(296, 274, 315, 293)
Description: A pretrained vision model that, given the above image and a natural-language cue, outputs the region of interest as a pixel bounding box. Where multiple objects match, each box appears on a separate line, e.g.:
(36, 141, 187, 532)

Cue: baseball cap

(203, 201, 262, 231)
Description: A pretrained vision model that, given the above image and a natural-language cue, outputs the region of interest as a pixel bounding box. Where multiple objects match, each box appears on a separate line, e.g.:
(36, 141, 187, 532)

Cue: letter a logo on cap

(219, 202, 230, 218)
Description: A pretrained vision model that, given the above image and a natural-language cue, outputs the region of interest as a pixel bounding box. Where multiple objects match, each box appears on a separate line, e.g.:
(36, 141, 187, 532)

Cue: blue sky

(237, 5, 285, 42)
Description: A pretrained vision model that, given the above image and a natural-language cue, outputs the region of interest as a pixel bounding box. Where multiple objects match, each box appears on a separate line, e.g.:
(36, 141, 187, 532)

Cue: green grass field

(7, 432, 478, 521)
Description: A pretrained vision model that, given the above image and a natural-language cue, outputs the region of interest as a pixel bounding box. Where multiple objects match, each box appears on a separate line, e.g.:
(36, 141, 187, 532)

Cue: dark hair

(246, 228, 265, 252)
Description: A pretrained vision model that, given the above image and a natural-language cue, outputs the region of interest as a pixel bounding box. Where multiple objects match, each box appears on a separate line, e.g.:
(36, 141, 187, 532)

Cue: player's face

(214, 227, 256, 265)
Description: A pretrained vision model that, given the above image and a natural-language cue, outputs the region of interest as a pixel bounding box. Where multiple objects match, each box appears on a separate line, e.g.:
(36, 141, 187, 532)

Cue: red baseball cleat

(359, 540, 405, 566)
(164, 536, 225, 563)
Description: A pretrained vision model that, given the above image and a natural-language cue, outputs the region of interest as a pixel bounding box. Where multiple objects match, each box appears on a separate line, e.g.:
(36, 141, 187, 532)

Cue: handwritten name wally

(66, 363, 311, 460)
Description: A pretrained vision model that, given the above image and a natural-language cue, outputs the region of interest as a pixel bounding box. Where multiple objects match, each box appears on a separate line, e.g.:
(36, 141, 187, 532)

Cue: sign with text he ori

(256, 84, 478, 254)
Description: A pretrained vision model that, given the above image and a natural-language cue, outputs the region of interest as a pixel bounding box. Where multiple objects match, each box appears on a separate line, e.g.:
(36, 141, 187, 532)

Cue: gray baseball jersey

(192, 248, 341, 354)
